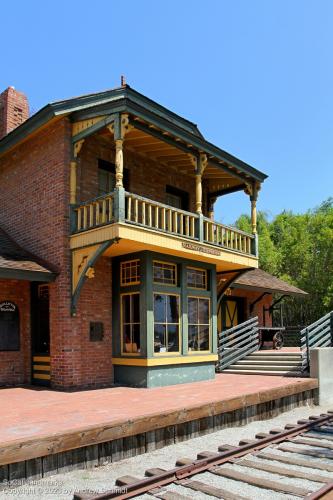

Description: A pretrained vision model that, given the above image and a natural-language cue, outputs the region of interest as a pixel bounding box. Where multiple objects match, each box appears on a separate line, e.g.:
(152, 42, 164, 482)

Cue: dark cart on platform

(258, 326, 285, 350)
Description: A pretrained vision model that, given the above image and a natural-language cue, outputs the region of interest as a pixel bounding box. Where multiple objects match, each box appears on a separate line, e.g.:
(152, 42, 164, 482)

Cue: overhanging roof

(0, 228, 57, 282)
(0, 85, 267, 184)
(231, 268, 308, 297)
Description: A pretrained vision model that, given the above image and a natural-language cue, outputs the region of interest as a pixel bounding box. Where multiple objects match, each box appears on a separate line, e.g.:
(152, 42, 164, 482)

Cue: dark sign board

(0, 302, 20, 351)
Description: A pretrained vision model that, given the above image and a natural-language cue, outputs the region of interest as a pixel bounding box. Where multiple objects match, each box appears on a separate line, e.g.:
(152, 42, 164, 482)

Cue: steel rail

(73, 411, 333, 500)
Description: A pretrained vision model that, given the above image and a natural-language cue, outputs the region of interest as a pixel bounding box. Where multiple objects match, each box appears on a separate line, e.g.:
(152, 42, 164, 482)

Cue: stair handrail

(300, 311, 333, 372)
(217, 316, 259, 372)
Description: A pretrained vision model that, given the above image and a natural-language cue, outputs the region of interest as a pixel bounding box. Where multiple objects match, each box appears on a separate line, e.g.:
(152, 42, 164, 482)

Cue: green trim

(0, 268, 56, 282)
(0, 86, 267, 183)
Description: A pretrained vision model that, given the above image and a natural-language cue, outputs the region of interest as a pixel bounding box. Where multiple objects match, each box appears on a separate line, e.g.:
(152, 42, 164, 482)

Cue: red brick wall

(0, 279, 30, 386)
(0, 87, 29, 139)
(0, 118, 114, 389)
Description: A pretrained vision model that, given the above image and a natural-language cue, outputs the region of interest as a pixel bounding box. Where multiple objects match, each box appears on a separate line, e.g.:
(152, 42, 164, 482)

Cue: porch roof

(231, 268, 308, 296)
(0, 85, 267, 186)
(0, 228, 57, 282)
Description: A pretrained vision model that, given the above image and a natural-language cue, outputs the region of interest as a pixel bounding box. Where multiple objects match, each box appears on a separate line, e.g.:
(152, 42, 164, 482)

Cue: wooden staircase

(222, 350, 304, 376)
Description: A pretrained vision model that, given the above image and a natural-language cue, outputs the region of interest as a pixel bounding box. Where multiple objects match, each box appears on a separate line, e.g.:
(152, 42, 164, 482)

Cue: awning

(230, 268, 307, 297)
(0, 227, 57, 282)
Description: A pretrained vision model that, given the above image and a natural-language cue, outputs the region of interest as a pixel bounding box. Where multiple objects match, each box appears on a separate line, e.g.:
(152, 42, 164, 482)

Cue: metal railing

(71, 190, 257, 257)
(217, 316, 259, 371)
(300, 311, 333, 371)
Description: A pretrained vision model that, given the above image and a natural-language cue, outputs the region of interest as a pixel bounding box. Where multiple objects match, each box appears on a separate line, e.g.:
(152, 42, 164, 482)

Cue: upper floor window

(166, 186, 189, 211)
(186, 267, 207, 290)
(121, 260, 140, 286)
(153, 261, 177, 286)
(98, 160, 116, 196)
(98, 159, 130, 196)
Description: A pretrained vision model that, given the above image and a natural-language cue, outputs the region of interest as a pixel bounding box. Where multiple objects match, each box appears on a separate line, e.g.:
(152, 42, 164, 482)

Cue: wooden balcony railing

(74, 193, 114, 232)
(125, 192, 197, 239)
(203, 218, 254, 255)
(71, 190, 257, 257)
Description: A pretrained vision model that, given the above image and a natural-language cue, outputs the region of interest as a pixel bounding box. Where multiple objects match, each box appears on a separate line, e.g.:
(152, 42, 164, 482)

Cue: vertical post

(70, 139, 85, 233)
(208, 196, 216, 220)
(195, 172, 203, 214)
(115, 139, 124, 189)
(70, 160, 77, 205)
(191, 153, 207, 241)
(330, 311, 333, 346)
(108, 114, 132, 223)
(250, 191, 258, 235)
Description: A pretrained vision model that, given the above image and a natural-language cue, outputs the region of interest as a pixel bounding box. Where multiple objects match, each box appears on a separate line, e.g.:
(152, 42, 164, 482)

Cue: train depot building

(0, 84, 271, 389)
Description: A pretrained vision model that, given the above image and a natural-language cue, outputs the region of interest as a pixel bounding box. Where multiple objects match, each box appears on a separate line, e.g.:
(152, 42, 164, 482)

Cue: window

(186, 267, 207, 290)
(153, 261, 177, 285)
(166, 186, 189, 211)
(0, 302, 20, 351)
(98, 160, 116, 196)
(188, 297, 210, 352)
(121, 260, 140, 286)
(98, 159, 130, 196)
(121, 293, 140, 354)
(154, 294, 180, 353)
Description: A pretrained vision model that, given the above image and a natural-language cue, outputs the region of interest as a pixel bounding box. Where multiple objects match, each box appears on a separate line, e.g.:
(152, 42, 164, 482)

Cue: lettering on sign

(0, 301, 16, 312)
(182, 242, 221, 256)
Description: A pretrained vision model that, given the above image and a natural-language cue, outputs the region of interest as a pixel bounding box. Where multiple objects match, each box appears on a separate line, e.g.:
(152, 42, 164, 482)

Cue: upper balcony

(70, 190, 258, 270)
(68, 85, 267, 273)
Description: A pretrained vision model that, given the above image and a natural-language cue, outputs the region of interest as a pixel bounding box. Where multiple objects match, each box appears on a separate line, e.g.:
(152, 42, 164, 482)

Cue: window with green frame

(188, 296, 210, 352)
(153, 293, 180, 353)
(121, 293, 140, 354)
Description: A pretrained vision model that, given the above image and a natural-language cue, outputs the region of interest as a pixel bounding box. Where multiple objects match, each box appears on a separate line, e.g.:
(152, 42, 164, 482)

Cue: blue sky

(1, 0, 332, 224)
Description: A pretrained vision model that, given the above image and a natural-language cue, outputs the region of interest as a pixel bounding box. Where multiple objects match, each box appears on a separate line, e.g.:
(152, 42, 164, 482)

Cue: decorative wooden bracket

(73, 139, 85, 158)
(107, 113, 133, 140)
(216, 267, 254, 313)
(71, 238, 120, 316)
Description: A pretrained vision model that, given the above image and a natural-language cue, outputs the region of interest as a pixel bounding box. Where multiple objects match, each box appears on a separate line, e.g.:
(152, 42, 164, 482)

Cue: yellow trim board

(112, 354, 218, 367)
(70, 222, 258, 271)
(33, 365, 51, 371)
(33, 356, 50, 362)
(32, 373, 51, 380)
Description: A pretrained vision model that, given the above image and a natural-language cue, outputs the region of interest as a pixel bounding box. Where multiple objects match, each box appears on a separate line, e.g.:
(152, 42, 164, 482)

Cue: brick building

(0, 84, 270, 389)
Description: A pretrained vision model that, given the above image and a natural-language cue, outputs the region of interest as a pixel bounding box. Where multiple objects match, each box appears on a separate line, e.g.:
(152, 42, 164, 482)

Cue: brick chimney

(0, 86, 29, 139)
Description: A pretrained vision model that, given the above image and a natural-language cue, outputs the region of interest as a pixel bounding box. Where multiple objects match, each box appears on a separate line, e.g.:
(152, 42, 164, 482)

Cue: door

(31, 283, 50, 385)
(218, 297, 245, 331)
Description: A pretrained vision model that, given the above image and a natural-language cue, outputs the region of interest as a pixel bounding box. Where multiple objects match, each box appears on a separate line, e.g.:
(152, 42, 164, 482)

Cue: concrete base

(310, 347, 333, 405)
(114, 362, 216, 387)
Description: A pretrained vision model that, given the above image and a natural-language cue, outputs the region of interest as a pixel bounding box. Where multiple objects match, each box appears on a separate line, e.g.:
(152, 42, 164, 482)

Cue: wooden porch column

(208, 196, 217, 220)
(70, 161, 77, 204)
(248, 183, 259, 234)
(192, 153, 207, 214)
(115, 139, 124, 188)
(251, 197, 257, 234)
(71, 139, 85, 205)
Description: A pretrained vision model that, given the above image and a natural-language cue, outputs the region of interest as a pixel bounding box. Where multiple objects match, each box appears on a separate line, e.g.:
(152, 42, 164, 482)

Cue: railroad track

(74, 411, 333, 500)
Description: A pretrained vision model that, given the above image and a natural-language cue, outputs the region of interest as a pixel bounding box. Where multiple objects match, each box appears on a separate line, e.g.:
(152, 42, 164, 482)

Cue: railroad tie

(210, 466, 313, 496)
(234, 457, 331, 483)
(256, 450, 333, 472)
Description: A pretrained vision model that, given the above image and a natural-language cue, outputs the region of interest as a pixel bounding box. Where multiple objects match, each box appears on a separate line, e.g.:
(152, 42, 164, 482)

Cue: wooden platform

(0, 374, 318, 483)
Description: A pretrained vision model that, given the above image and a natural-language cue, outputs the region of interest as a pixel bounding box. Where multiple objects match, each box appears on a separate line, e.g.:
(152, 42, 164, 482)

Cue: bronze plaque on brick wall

(89, 322, 104, 342)
(0, 302, 20, 351)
